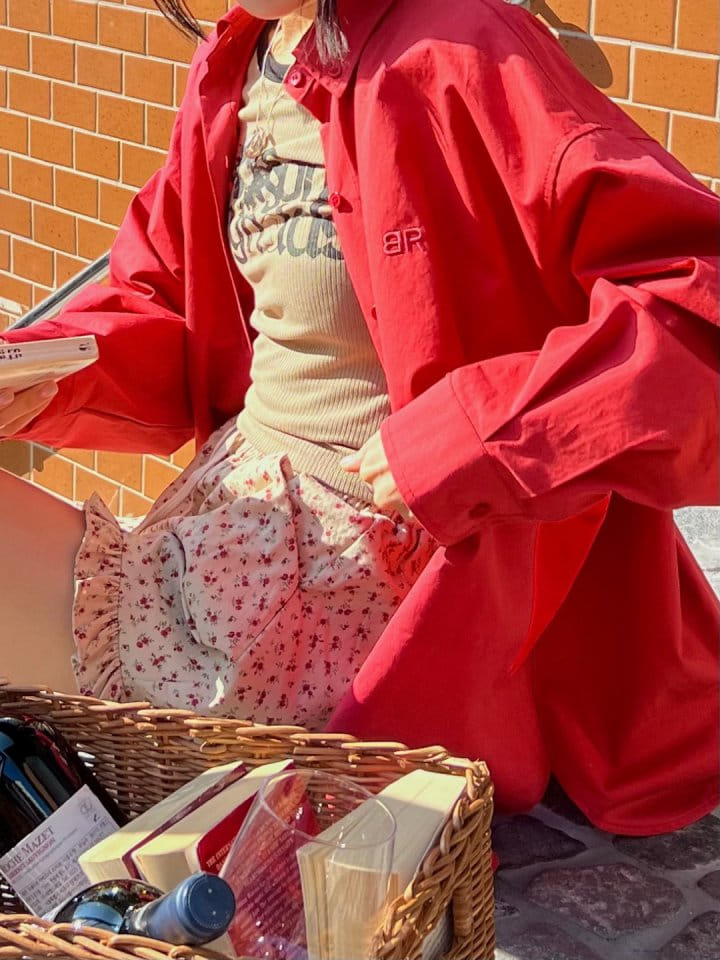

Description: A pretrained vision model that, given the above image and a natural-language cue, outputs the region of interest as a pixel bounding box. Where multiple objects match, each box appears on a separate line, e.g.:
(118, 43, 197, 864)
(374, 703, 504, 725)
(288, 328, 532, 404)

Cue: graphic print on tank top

(228, 49, 342, 266)
(229, 150, 343, 265)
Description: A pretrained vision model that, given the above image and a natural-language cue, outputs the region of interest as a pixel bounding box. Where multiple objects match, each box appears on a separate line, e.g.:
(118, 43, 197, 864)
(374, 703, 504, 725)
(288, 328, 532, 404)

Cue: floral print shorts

(72, 420, 437, 729)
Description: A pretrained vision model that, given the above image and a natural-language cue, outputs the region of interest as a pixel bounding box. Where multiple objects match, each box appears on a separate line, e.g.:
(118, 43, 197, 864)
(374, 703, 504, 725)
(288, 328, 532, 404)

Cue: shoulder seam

(542, 123, 607, 207)
(544, 127, 661, 209)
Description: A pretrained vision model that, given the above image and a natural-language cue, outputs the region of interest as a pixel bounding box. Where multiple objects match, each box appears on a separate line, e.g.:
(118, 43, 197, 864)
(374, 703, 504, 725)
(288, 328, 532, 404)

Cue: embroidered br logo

(382, 227, 425, 256)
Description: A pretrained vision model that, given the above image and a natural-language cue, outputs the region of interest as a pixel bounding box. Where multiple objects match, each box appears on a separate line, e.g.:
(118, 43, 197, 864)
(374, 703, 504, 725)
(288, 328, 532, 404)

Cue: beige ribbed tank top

(228, 11, 390, 504)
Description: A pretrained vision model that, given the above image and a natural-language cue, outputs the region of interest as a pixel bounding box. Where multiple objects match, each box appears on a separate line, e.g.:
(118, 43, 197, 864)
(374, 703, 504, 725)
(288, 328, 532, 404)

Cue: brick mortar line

(1, 110, 170, 150)
(66, 457, 146, 491)
(32, 221, 116, 247)
(8, 4, 213, 28)
(5, 66, 191, 105)
(553, 28, 720, 59)
(623, 39, 720, 60)
(1, 182, 136, 213)
(553, 31, 632, 48)
(5, 221, 111, 257)
(143, 97, 149, 145)
(2, 29, 199, 70)
(74, 36, 199, 68)
(628, 44, 637, 109)
(0, 264, 87, 281)
(6, 253, 99, 292)
(667, 109, 676, 151)
(2, 101, 179, 133)
(616, 100, 720, 123)
(673, 0, 681, 49)
(2, 190, 146, 229)
(95, 0, 216, 18)
(3, 190, 145, 228)
(144, 452, 183, 467)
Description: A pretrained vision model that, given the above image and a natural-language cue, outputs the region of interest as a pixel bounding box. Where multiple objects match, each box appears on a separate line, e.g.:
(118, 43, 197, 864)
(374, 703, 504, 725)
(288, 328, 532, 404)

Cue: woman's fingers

(340, 430, 414, 519)
(0, 381, 58, 438)
(339, 451, 361, 473)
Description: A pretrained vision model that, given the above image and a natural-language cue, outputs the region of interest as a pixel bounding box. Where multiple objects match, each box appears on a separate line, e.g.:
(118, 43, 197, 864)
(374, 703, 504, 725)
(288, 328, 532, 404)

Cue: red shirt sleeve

(383, 129, 719, 545)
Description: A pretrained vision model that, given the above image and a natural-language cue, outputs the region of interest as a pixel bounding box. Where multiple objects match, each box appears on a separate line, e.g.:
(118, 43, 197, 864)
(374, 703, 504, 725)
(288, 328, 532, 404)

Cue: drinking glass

(220, 768, 396, 960)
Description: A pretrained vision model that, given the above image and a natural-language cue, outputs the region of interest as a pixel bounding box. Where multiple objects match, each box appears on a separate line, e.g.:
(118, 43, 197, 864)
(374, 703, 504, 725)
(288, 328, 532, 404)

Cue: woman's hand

(341, 430, 414, 520)
(0, 381, 58, 438)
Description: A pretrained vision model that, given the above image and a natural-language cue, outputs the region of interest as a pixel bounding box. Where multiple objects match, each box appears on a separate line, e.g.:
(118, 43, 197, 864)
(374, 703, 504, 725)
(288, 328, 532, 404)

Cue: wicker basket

(0, 683, 495, 960)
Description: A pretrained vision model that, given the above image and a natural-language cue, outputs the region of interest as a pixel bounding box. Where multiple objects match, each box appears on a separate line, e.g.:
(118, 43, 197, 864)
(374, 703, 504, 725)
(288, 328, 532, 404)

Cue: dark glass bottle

(54, 873, 236, 946)
(0, 715, 126, 856)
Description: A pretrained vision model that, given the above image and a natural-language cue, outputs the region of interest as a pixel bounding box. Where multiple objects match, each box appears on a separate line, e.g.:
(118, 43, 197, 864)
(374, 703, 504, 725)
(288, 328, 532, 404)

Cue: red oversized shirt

(4, 0, 719, 834)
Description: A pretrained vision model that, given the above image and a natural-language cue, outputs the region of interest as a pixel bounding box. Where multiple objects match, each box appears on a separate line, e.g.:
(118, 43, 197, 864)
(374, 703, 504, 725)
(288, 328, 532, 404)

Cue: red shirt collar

(213, 0, 396, 94)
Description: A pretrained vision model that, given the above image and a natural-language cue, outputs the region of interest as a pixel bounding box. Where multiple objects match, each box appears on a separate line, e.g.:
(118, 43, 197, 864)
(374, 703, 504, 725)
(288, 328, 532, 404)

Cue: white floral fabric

(72, 420, 436, 729)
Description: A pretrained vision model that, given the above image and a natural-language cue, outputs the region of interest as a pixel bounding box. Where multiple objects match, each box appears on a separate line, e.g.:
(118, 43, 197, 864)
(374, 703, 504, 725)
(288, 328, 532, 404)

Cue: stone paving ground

(492, 782, 720, 960)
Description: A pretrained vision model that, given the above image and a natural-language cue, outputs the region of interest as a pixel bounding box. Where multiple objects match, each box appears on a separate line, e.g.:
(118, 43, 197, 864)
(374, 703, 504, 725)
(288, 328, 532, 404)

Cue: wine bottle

(53, 873, 236, 946)
(0, 715, 126, 917)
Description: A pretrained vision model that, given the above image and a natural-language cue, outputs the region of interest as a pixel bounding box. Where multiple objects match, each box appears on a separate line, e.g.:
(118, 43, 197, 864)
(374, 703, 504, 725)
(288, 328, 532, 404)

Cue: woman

(1, 0, 718, 834)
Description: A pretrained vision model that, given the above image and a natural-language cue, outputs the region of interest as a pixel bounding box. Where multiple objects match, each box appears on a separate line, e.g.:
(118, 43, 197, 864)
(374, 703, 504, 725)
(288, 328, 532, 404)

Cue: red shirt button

(328, 192, 342, 208)
(288, 68, 306, 88)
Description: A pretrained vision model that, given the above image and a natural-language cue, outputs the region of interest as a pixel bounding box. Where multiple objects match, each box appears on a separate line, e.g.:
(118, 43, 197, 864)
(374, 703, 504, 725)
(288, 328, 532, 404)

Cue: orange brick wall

(0, 0, 718, 515)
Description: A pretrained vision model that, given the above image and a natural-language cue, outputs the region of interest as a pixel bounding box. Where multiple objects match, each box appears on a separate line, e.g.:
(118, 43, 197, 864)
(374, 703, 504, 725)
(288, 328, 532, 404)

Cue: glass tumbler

(220, 768, 396, 960)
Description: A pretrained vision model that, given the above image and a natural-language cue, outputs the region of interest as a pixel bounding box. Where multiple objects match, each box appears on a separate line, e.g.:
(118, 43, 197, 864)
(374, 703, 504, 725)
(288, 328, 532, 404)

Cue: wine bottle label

(0, 786, 118, 917)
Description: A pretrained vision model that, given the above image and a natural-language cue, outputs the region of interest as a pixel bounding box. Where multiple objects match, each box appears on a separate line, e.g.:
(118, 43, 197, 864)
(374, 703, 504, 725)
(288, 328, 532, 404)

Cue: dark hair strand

(152, 1, 347, 64)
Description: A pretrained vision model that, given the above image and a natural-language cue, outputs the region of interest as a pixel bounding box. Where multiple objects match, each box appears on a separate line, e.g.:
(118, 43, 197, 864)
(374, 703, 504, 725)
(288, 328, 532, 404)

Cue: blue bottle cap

(176, 874, 236, 939)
